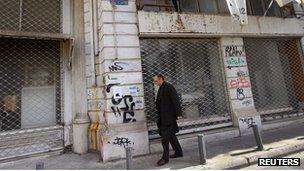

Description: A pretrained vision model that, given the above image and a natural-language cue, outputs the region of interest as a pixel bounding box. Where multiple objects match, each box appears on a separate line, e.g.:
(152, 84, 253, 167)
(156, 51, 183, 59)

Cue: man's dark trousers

(156, 81, 183, 161)
(160, 122, 183, 161)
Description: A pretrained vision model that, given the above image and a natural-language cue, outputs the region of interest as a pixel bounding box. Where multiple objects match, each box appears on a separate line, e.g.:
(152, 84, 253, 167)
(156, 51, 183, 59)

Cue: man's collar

(160, 81, 166, 87)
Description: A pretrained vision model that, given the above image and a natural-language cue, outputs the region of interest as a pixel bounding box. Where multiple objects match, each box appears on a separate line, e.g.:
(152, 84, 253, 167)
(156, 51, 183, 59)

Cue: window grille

(244, 38, 304, 122)
(140, 38, 232, 137)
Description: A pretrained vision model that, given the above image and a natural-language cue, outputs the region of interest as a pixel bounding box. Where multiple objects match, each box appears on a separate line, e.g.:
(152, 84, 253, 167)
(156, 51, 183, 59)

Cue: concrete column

(72, 0, 90, 154)
(61, 0, 73, 148)
(84, 0, 149, 161)
(220, 37, 262, 135)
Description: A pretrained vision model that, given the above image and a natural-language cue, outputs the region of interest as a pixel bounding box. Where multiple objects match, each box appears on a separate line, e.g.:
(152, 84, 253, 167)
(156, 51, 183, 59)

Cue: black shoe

(157, 159, 168, 166)
(170, 153, 183, 158)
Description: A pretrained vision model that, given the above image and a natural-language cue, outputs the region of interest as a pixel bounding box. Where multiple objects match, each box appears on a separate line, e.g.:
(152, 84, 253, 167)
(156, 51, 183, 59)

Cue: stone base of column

(73, 116, 90, 154)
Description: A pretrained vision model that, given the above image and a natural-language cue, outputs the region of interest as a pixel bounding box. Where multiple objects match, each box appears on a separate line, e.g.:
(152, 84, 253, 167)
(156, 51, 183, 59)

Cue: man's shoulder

(165, 82, 176, 89)
(163, 82, 176, 92)
(164, 82, 173, 87)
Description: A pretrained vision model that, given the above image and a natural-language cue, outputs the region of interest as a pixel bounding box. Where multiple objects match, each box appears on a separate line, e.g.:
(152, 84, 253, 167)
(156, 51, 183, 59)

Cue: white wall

(138, 11, 304, 36)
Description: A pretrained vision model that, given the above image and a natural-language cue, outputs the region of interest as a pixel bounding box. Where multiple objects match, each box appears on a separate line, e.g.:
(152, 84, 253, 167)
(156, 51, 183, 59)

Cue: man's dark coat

(156, 82, 182, 133)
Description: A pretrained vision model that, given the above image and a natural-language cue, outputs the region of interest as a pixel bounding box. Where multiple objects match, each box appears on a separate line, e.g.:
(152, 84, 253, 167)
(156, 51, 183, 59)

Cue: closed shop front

(0, 0, 65, 160)
(244, 38, 304, 122)
(0, 38, 63, 160)
(140, 38, 232, 138)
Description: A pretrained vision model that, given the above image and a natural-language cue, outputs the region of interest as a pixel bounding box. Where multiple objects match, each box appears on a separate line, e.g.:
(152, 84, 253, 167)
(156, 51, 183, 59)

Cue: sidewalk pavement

(0, 121, 303, 170)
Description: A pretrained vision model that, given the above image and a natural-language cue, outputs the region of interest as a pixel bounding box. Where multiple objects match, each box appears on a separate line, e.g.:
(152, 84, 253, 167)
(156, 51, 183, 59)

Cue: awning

(0, 29, 75, 70)
(0, 30, 73, 41)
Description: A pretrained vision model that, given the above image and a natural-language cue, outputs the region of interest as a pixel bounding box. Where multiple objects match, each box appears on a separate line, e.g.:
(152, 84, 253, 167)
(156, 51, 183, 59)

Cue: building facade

(1, 0, 304, 162)
(0, 0, 87, 161)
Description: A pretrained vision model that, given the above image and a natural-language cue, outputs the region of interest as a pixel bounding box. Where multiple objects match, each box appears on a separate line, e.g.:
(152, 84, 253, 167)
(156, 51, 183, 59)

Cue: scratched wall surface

(138, 11, 304, 35)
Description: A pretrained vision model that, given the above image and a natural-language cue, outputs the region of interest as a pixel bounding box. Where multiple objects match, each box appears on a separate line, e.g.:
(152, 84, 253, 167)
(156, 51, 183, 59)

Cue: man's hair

(154, 73, 165, 81)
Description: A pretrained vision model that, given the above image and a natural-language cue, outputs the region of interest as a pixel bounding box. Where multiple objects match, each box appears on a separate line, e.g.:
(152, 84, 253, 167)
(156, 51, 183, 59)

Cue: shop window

(248, 0, 264, 16)
(141, 38, 231, 136)
(0, 38, 61, 132)
(218, 0, 230, 14)
(245, 38, 304, 121)
(198, 0, 218, 13)
(138, 0, 284, 17)
(264, 0, 282, 17)
(180, 0, 198, 12)
(248, 0, 282, 17)
(0, 0, 62, 33)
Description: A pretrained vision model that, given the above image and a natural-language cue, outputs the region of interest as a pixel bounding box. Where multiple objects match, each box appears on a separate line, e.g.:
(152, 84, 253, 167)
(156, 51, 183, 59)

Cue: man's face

(153, 76, 163, 86)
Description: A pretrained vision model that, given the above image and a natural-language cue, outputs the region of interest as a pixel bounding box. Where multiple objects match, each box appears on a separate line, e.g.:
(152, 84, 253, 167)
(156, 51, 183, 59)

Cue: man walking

(153, 74, 183, 166)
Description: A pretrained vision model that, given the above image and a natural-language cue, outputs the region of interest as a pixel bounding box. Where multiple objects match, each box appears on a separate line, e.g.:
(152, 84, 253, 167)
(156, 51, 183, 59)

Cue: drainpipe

(88, 0, 100, 151)
(90, 0, 98, 87)
(111, 3, 118, 60)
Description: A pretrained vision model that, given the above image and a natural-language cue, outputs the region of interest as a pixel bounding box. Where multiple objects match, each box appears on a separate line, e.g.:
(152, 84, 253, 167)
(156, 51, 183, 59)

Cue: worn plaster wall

(138, 11, 304, 36)
(220, 37, 262, 135)
(84, 0, 149, 162)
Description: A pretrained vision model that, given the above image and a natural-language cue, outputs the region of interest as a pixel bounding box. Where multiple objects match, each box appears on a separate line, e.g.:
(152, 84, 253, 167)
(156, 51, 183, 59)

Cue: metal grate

(0, 0, 62, 33)
(244, 38, 304, 122)
(140, 38, 232, 136)
(0, 38, 62, 132)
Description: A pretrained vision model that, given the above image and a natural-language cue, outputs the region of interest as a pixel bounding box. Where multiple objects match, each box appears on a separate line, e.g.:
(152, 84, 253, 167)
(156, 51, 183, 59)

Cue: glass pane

(264, 0, 282, 17)
(180, 0, 198, 12)
(218, 0, 229, 14)
(246, 0, 252, 15)
(250, 0, 264, 16)
(141, 0, 176, 12)
(198, 0, 218, 13)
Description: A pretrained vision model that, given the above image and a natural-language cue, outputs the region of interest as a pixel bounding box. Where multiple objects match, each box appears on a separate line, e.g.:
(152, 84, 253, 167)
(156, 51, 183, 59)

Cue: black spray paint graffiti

(237, 70, 246, 77)
(106, 83, 120, 93)
(111, 95, 137, 123)
(225, 45, 245, 57)
(236, 88, 245, 101)
(107, 137, 134, 148)
(239, 117, 256, 128)
(242, 100, 252, 106)
(108, 62, 128, 72)
(106, 83, 138, 123)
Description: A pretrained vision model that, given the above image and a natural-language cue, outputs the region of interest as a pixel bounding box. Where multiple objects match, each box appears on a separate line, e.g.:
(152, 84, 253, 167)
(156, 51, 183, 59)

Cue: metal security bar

(244, 38, 304, 122)
(0, 38, 62, 131)
(0, 38, 62, 160)
(140, 38, 232, 137)
(0, 0, 62, 33)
